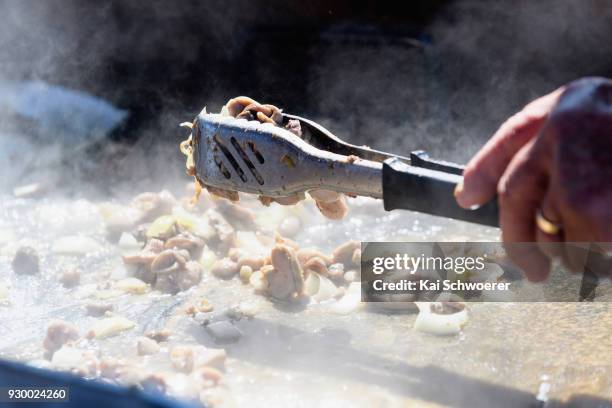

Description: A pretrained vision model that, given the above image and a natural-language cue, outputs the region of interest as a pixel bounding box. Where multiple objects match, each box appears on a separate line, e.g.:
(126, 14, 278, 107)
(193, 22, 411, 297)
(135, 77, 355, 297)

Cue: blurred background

(1, 0, 612, 191)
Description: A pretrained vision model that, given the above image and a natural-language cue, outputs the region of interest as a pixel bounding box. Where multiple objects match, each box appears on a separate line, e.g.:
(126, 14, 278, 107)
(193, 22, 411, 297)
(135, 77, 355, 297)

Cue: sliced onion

(249, 270, 265, 291)
(303, 272, 320, 297)
(414, 302, 468, 336)
(313, 275, 336, 302)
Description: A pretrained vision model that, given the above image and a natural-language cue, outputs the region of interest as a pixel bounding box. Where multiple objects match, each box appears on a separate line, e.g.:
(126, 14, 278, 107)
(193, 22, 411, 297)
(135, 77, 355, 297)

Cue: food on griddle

(309, 188, 349, 220)
(170, 345, 227, 374)
(11, 246, 40, 275)
(261, 244, 306, 301)
(3, 176, 487, 408)
(210, 257, 239, 280)
(179, 96, 349, 219)
(136, 336, 160, 356)
(87, 315, 135, 339)
(413, 302, 468, 335)
(115, 277, 149, 294)
(145, 329, 172, 343)
(58, 267, 81, 288)
(332, 240, 361, 266)
(43, 320, 80, 358)
(85, 301, 114, 317)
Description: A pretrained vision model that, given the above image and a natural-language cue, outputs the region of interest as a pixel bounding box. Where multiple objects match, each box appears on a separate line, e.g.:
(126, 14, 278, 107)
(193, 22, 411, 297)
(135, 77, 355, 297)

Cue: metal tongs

(191, 110, 499, 227)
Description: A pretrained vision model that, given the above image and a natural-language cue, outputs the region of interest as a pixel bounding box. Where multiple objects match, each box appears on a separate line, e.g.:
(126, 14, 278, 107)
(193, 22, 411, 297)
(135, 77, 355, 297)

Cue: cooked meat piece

(309, 189, 341, 203)
(170, 345, 227, 373)
(145, 329, 171, 343)
(155, 258, 202, 294)
(150, 249, 188, 272)
(191, 366, 224, 389)
(257, 196, 273, 207)
(164, 232, 205, 258)
(205, 185, 239, 202)
(206, 210, 236, 252)
(130, 190, 175, 223)
(122, 238, 165, 284)
(59, 268, 80, 288)
(270, 193, 305, 206)
(227, 248, 244, 262)
(136, 336, 160, 356)
(85, 302, 114, 317)
(43, 320, 79, 358)
(309, 190, 348, 220)
(224, 96, 258, 118)
(12, 247, 39, 275)
(264, 245, 305, 300)
(237, 255, 266, 271)
(332, 240, 360, 266)
(211, 258, 239, 280)
(296, 248, 332, 266)
(284, 119, 302, 137)
(314, 196, 348, 220)
(303, 256, 328, 277)
(178, 261, 203, 291)
(274, 233, 300, 251)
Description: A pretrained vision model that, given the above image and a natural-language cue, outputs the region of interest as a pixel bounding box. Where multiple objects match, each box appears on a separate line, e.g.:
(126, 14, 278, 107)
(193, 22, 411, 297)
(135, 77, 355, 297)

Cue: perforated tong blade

(190, 110, 499, 227)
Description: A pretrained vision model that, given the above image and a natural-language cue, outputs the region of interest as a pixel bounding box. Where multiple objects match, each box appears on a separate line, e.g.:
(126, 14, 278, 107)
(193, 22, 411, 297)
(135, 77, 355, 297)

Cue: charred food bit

(12, 246, 39, 275)
(43, 320, 79, 358)
(85, 301, 114, 317)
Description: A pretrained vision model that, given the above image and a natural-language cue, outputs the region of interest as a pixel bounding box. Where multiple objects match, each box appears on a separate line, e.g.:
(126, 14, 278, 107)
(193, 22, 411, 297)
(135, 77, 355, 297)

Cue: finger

(498, 140, 551, 282)
(456, 88, 564, 208)
(535, 191, 564, 260)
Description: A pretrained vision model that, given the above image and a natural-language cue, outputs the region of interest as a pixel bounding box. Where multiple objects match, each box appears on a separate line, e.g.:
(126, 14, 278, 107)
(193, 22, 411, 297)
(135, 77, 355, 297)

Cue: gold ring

(536, 209, 562, 235)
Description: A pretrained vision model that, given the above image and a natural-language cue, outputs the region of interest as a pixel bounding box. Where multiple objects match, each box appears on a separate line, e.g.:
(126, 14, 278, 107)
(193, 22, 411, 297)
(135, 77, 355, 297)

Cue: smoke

(308, 0, 612, 162)
(1, 0, 612, 194)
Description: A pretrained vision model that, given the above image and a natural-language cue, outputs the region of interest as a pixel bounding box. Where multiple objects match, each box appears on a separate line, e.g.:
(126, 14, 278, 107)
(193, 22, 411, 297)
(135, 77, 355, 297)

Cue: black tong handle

(382, 152, 499, 227)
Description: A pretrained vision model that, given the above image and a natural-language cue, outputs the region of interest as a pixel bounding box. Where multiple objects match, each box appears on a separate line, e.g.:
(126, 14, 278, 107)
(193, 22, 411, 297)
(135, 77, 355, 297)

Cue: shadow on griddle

(188, 317, 610, 408)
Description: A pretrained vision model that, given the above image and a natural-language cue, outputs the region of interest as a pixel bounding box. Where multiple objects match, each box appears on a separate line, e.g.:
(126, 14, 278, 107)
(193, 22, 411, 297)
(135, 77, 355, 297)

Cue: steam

(308, 0, 612, 162)
(1, 0, 611, 194)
